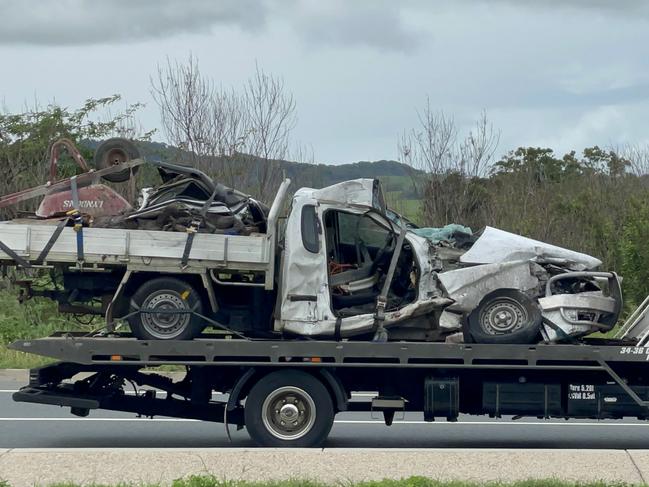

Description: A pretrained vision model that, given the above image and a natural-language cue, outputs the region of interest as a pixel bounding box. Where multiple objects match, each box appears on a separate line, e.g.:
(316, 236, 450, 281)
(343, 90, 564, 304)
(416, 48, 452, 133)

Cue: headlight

(563, 309, 578, 321)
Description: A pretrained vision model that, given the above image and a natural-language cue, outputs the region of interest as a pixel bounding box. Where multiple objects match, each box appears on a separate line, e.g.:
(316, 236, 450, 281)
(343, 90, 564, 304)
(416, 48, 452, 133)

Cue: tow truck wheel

(244, 370, 334, 447)
(127, 277, 204, 340)
(94, 138, 140, 183)
(467, 289, 542, 344)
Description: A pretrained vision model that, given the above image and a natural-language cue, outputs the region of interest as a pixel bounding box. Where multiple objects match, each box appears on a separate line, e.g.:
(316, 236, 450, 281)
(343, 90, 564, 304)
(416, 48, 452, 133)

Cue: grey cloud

(0, 0, 268, 46)
(0, 0, 423, 52)
(478, 0, 649, 16)
(287, 1, 423, 52)
(457, 81, 649, 111)
(554, 82, 649, 108)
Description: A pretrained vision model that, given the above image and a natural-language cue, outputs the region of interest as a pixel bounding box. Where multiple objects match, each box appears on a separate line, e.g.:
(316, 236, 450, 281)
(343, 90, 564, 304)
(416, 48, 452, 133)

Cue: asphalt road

(3, 378, 649, 449)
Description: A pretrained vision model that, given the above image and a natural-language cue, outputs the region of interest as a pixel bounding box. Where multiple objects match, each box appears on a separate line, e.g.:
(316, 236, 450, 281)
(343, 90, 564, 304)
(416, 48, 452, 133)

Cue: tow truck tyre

(128, 277, 204, 340)
(94, 138, 140, 183)
(244, 370, 335, 447)
(467, 289, 542, 344)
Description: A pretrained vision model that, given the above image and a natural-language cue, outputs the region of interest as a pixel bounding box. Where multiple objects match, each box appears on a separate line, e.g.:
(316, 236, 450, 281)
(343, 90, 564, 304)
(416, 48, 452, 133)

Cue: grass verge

(0, 344, 54, 369)
(0, 477, 639, 487)
(0, 287, 80, 369)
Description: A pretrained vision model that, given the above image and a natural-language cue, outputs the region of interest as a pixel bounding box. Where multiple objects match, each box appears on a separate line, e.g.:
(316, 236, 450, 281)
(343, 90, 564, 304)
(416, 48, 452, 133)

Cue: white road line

(0, 389, 149, 395)
(0, 417, 198, 422)
(0, 417, 647, 426)
(0, 390, 200, 395)
(334, 420, 649, 426)
(0, 389, 376, 398)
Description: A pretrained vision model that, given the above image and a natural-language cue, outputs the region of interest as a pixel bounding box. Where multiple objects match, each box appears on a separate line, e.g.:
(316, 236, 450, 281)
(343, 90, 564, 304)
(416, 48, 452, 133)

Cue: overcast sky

(1, 0, 648, 164)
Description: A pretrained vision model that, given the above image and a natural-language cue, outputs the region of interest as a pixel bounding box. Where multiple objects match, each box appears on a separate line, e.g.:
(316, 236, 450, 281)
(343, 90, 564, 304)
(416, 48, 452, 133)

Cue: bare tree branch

(398, 101, 500, 225)
(150, 57, 298, 203)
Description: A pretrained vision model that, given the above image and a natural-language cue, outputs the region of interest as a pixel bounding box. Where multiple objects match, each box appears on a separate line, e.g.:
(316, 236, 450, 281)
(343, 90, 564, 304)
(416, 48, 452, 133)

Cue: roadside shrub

(619, 199, 649, 310)
(0, 287, 70, 345)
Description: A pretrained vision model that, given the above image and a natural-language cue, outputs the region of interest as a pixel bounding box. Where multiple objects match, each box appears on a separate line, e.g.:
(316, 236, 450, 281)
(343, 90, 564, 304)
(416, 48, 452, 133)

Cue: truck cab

(277, 179, 444, 339)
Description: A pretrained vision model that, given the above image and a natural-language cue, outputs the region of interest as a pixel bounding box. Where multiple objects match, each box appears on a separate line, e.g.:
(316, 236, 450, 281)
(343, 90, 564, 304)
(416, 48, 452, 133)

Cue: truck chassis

(10, 334, 649, 447)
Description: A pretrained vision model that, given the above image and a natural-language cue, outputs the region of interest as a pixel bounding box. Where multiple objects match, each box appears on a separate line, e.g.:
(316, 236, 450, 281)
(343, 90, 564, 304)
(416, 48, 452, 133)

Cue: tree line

(399, 102, 649, 309)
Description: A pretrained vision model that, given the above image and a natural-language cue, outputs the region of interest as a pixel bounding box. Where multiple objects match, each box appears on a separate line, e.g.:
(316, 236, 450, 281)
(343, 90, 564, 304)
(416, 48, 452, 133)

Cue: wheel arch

(228, 367, 347, 413)
(118, 271, 218, 314)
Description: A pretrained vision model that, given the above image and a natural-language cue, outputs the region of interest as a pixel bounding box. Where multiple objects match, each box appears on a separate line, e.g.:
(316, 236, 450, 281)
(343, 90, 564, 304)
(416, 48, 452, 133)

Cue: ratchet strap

(34, 217, 69, 265)
(0, 216, 69, 268)
(181, 222, 199, 268)
(181, 185, 221, 268)
(0, 239, 31, 268)
(334, 316, 343, 341)
(373, 219, 407, 342)
(68, 176, 85, 264)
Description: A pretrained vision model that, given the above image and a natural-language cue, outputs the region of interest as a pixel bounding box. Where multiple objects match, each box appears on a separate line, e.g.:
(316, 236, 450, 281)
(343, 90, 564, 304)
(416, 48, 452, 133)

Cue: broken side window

(301, 204, 320, 253)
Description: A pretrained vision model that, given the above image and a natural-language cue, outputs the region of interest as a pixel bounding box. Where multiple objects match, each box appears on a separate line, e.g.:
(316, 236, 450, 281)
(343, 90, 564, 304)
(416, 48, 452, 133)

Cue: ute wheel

(467, 289, 542, 344)
(128, 277, 204, 340)
(94, 138, 140, 183)
(244, 370, 334, 447)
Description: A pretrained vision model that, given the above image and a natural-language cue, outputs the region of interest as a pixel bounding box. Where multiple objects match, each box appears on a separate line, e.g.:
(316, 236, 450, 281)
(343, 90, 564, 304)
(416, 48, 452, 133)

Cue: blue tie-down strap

(76, 226, 85, 262)
(67, 209, 85, 263)
(68, 175, 85, 263)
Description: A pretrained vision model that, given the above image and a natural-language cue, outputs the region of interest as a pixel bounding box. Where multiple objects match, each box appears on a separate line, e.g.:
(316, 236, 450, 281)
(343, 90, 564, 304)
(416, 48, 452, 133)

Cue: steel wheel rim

(141, 291, 191, 339)
(105, 147, 128, 166)
(261, 386, 317, 441)
(479, 297, 527, 335)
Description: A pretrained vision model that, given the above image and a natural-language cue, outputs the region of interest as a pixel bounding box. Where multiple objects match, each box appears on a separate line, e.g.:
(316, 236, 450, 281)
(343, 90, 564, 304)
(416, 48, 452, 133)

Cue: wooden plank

(0, 223, 269, 267)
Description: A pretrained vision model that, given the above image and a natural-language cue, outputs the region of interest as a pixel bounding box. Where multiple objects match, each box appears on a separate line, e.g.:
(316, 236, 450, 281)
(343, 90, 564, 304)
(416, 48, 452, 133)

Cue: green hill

(131, 141, 423, 221)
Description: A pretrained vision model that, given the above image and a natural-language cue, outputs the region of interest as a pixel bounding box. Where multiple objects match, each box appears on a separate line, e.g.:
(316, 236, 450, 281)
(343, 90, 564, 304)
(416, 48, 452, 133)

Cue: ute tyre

(467, 289, 542, 344)
(128, 277, 204, 340)
(94, 138, 140, 183)
(244, 370, 334, 447)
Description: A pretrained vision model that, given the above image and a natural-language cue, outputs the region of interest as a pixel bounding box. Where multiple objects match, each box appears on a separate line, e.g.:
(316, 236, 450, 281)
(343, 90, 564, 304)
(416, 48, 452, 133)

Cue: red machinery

(0, 138, 143, 219)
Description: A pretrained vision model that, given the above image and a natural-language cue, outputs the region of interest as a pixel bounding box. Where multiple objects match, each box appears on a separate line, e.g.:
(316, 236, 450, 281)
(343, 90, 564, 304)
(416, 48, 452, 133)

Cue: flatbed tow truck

(5, 139, 649, 446)
(8, 324, 649, 446)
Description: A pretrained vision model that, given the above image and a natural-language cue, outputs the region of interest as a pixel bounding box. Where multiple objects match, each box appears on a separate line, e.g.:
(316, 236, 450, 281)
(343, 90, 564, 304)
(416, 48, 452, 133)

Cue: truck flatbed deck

(8, 333, 646, 368)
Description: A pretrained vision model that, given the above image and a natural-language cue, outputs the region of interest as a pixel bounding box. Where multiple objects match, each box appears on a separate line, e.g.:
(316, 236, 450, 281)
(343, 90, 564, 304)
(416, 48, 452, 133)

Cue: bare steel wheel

(467, 289, 542, 344)
(479, 298, 527, 335)
(141, 290, 192, 340)
(127, 277, 204, 341)
(245, 370, 334, 447)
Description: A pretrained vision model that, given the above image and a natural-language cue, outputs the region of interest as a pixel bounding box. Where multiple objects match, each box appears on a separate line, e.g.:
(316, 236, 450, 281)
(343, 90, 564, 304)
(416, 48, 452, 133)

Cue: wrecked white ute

(277, 179, 622, 344)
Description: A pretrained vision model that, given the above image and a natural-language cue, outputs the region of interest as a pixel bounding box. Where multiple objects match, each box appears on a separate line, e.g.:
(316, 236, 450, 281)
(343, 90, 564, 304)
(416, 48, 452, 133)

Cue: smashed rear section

(416, 226, 622, 343)
(539, 271, 622, 342)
